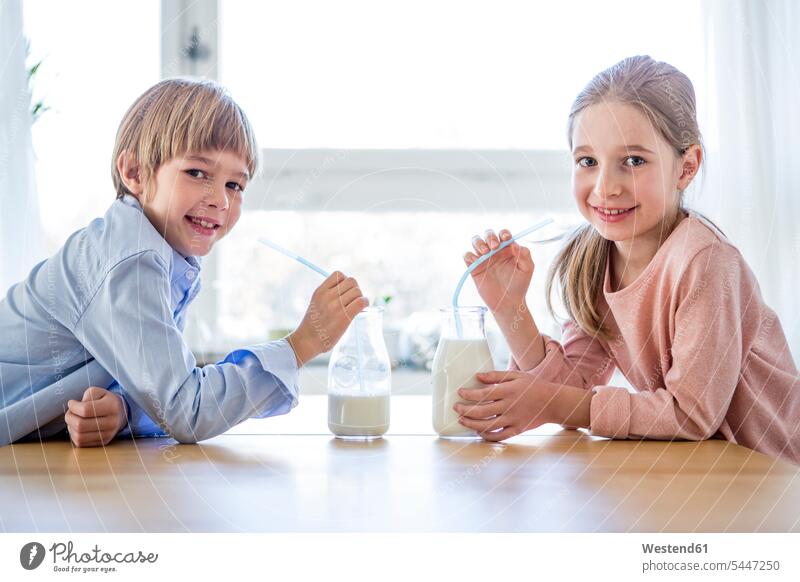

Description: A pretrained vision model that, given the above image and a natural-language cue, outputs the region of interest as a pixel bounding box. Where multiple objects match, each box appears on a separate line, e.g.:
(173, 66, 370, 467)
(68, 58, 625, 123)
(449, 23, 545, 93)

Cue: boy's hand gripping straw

(259, 238, 366, 391)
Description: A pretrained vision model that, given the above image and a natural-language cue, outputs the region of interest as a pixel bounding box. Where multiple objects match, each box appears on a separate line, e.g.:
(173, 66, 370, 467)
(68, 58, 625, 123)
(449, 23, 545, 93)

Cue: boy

(0, 78, 367, 446)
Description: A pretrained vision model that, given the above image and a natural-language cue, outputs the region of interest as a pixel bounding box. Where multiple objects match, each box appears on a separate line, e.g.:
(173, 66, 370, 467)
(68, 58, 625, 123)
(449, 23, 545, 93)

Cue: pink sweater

(522, 212, 800, 465)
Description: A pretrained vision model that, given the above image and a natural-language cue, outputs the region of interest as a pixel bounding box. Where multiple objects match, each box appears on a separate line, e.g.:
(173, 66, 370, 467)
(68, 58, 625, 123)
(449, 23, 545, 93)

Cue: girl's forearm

(547, 383, 594, 429)
(493, 303, 547, 370)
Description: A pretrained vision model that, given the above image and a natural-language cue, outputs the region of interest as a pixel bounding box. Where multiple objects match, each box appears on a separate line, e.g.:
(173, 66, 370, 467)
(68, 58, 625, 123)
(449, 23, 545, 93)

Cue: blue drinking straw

(451, 218, 554, 337)
(259, 238, 331, 278)
(259, 237, 366, 391)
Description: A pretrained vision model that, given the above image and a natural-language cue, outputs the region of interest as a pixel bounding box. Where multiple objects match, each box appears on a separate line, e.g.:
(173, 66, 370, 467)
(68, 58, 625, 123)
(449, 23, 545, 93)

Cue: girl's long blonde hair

(546, 55, 704, 340)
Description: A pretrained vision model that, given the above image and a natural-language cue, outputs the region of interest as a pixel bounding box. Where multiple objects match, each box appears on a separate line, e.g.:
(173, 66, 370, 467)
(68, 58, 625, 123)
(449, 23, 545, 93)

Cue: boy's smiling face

(126, 149, 250, 257)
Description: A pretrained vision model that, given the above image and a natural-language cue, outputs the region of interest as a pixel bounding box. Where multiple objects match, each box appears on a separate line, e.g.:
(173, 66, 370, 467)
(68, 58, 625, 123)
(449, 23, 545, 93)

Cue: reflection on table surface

(3, 398, 799, 533)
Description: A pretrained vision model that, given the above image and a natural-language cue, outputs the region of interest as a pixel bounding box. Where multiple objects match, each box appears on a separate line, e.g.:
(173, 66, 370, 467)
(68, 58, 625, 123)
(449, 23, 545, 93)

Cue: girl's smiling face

(571, 101, 691, 244)
(130, 149, 250, 257)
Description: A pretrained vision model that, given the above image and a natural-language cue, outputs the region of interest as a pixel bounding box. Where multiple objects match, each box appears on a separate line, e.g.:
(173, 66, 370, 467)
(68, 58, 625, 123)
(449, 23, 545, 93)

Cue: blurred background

(2, 0, 798, 393)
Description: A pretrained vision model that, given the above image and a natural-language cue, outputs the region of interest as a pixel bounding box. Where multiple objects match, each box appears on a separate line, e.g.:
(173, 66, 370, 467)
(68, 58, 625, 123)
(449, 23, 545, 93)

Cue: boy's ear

(677, 144, 702, 191)
(116, 152, 145, 197)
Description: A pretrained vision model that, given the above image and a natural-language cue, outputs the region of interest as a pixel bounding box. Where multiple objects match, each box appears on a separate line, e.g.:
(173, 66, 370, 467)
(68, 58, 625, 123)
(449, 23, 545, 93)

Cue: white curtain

(0, 0, 44, 295)
(697, 0, 800, 361)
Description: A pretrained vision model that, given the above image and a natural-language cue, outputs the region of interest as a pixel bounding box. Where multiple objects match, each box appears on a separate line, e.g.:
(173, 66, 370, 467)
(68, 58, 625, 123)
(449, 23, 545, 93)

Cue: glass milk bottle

(431, 306, 495, 438)
(328, 306, 391, 439)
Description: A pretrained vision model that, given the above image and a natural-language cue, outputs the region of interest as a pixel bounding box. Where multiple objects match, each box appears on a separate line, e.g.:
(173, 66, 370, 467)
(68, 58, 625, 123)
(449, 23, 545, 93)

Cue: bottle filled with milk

(328, 306, 391, 439)
(431, 306, 495, 438)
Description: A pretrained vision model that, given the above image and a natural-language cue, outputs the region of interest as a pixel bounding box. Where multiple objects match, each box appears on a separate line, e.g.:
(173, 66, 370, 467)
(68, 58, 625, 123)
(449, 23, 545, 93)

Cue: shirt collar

(121, 194, 202, 289)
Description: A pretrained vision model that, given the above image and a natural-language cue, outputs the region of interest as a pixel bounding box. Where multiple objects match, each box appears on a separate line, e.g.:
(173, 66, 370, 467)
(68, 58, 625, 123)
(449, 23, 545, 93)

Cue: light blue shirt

(0, 194, 299, 445)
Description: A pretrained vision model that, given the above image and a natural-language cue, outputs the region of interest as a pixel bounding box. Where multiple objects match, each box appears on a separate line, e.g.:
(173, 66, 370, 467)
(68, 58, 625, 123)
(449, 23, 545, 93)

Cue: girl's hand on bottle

(464, 229, 534, 315)
(64, 387, 128, 447)
(453, 370, 593, 441)
(453, 370, 552, 440)
(288, 271, 369, 366)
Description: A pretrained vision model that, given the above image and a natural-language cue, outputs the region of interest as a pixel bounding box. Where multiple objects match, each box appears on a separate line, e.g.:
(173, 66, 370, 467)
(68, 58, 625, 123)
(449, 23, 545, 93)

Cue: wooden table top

(2, 396, 799, 532)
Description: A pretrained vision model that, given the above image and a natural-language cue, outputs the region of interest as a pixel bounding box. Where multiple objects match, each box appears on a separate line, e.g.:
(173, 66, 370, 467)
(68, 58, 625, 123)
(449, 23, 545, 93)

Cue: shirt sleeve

(509, 320, 616, 389)
(109, 275, 203, 439)
(173, 278, 200, 333)
(108, 380, 168, 438)
(590, 244, 746, 441)
(72, 251, 300, 443)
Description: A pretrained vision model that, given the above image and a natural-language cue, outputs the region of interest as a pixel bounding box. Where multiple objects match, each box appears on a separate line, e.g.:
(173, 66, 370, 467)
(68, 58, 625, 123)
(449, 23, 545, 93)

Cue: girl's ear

(116, 152, 145, 197)
(677, 144, 702, 191)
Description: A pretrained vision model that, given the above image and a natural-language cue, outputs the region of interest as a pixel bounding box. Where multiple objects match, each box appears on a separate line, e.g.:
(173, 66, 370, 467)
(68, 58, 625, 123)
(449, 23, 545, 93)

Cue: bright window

(23, 1, 706, 372)
(23, 0, 160, 251)
(220, 0, 706, 150)
(212, 0, 706, 365)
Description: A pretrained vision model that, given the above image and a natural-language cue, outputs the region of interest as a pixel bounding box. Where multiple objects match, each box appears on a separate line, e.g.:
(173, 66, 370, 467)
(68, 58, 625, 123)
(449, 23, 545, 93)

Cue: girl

(457, 55, 800, 465)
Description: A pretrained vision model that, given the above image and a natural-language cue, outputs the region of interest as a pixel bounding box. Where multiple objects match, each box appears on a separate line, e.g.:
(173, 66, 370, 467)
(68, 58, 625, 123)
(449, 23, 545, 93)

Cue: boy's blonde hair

(112, 78, 259, 200)
(546, 55, 704, 340)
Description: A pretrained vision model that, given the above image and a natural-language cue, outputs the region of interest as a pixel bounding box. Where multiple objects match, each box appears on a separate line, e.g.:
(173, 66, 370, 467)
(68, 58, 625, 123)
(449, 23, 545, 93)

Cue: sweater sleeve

(590, 244, 746, 440)
(509, 319, 616, 389)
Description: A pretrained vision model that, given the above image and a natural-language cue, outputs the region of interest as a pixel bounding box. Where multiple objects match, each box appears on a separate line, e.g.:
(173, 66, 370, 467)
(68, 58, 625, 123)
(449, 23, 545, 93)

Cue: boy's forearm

(286, 329, 317, 367)
(493, 303, 546, 370)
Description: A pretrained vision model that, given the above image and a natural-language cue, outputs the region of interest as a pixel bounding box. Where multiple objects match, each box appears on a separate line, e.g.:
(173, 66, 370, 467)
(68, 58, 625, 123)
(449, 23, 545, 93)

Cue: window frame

(244, 148, 573, 213)
(163, 0, 575, 355)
